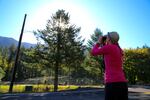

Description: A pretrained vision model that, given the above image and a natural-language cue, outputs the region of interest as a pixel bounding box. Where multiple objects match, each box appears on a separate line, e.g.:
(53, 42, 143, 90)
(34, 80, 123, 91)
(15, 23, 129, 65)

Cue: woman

(91, 32, 128, 100)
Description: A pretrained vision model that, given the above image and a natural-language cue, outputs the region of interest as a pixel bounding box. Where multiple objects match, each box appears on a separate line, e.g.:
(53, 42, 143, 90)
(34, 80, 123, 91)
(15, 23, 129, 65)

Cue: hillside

(0, 36, 36, 48)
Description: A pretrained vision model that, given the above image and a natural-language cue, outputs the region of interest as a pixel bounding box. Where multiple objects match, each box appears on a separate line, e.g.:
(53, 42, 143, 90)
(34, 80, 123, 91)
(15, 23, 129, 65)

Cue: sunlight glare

(25, 1, 98, 44)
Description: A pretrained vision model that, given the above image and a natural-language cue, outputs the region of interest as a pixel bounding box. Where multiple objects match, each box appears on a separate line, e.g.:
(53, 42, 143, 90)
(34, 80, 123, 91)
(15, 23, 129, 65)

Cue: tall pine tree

(34, 9, 85, 91)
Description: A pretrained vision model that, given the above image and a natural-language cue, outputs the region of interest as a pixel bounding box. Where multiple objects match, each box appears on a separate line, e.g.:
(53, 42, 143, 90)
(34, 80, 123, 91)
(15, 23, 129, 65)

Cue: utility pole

(9, 14, 27, 93)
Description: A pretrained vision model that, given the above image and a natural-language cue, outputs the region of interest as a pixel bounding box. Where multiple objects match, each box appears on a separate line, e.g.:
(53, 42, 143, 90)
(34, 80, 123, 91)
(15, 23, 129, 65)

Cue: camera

(102, 35, 107, 41)
(94, 28, 107, 45)
(102, 35, 107, 45)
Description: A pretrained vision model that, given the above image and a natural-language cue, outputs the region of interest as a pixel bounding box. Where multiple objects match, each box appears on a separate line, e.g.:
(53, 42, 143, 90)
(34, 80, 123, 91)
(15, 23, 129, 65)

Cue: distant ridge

(0, 36, 36, 48)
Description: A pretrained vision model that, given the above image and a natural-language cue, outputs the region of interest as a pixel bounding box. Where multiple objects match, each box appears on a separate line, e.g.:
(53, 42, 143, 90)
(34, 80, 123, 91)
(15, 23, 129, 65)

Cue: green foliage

(81, 52, 104, 84)
(34, 9, 86, 90)
(0, 67, 5, 81)
(0, 45, 16, 81)
(87, 28, 103, 49)
(34, 9, 85, 69)
(85, 28, 104, 84)
(124, 47, 150, 84)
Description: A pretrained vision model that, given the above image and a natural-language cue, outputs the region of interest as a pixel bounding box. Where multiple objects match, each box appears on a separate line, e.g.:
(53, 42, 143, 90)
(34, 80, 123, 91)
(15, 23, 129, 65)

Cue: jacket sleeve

(91, 43, 108, 56)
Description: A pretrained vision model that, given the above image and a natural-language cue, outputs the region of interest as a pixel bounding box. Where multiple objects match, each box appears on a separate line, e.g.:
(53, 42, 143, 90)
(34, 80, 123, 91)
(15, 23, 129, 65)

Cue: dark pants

(105, 82, 128, 100)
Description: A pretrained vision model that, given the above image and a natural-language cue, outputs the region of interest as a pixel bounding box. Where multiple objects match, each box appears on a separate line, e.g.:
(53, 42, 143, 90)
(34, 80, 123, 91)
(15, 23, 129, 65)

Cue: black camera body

(102, 36, 107, 42)
(102, 35, 107, 45)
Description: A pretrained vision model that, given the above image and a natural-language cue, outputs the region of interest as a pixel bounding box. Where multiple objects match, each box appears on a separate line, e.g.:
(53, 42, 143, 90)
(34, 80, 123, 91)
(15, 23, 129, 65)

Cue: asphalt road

(0, 87, 150, 100)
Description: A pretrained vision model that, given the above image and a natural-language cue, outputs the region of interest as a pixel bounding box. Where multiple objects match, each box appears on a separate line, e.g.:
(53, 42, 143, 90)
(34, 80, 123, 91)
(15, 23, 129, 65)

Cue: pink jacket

(91, 43, 127, 83)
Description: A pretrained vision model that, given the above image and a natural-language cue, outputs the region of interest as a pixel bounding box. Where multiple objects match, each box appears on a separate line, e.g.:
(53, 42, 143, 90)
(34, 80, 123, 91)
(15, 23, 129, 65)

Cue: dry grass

(0, 84, 79, 93)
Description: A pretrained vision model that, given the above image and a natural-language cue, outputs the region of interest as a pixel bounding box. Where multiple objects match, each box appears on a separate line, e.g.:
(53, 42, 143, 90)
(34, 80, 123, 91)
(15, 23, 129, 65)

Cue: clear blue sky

(0, 0, 150, 49)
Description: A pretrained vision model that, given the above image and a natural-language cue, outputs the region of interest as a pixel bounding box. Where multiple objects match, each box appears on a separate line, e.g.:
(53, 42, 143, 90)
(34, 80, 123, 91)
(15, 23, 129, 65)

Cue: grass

(0, 84, 79, 93)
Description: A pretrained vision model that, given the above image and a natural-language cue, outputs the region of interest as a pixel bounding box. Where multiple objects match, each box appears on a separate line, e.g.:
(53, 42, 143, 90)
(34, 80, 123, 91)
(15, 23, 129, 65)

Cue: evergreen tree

(34, 9, 85, 91)
(86, 28, 104, 80)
